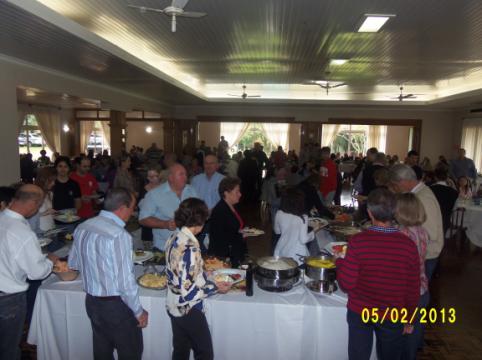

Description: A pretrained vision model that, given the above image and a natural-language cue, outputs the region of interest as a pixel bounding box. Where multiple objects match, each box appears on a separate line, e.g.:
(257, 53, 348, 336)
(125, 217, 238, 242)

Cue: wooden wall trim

(197, 116, 297, 123)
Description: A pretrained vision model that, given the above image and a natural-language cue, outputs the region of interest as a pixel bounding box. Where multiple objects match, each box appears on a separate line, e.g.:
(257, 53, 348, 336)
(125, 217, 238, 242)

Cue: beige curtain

(220, 122, 249, 152)
(80, 121, 94, 154)
(262, 123, 290, 150)
(367, 125, 387, 152)
(100, 121, 111, 149)
(17, 108, 27, 135)
(461, 119, 482, 172)
(321, 124, 341, 147)
(35, 109, 61, 153)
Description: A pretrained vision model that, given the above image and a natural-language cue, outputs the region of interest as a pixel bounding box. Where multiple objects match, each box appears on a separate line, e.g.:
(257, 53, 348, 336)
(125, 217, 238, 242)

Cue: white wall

(126, 121, 164, 151)
(175, 104, 461, 162)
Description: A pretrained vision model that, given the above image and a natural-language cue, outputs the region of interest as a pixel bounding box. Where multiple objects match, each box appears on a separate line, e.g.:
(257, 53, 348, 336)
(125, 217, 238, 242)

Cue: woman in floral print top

(165, 198, 230, 360)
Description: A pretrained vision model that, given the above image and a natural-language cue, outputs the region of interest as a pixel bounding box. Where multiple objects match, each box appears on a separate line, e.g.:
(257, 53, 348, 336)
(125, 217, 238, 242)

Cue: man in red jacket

(318, 146, 337, 205)
(335, 188, 420, 360)
(70, 157, 99, 219)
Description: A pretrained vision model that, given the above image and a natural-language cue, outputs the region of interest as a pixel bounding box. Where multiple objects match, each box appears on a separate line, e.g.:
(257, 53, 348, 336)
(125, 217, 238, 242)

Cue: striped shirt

(68, 210, 143, 317)
(336, 227, 420, 320)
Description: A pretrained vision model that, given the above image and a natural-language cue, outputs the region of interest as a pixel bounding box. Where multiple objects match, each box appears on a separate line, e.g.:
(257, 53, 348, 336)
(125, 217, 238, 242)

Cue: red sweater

(336, 227, 420, 321)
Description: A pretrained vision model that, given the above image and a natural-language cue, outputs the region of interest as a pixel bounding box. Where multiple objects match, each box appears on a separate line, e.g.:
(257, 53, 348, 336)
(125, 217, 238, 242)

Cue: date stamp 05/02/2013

(361, 307, 456, 324)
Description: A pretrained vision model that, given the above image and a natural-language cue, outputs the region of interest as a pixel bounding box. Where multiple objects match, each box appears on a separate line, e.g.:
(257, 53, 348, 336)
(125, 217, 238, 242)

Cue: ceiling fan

(127, 0, 207, 32)
(228, 85, 261, 99)
(304, 80, 346, 95)
(390, 86, 419, 101)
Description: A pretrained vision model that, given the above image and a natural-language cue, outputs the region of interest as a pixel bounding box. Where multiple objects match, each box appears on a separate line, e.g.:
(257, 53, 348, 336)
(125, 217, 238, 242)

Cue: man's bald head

(168, 164, 188, 191)
(10, 184, 44, 218)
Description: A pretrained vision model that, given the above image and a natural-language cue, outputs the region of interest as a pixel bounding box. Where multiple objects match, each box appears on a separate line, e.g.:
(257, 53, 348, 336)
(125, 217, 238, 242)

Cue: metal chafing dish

(254, 256, 301, 292)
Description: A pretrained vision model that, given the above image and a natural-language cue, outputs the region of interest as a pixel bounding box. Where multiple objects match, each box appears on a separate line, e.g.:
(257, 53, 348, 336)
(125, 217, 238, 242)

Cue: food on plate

(330, 226, 361, 236)
(242, 227, 265, 236)
(53, 261, 70, 273)
(332, 244, 348, 255)
(306, 258, 336, 269)
(135, 249, 145, 256)
(204, 257, 229, 271)
(138, 273, 167, 289)
(213, 273, 243, 284)
(65, 233, 73, 241)
(335, 213, 351, 223)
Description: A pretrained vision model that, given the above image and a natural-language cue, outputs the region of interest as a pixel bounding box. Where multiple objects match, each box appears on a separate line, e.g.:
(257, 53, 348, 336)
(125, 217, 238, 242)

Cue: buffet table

(27, 266, 375, 360)
(455, 199, 482, 247)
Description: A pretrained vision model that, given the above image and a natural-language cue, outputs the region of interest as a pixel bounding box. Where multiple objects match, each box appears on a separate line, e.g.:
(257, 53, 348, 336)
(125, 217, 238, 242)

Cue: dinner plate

(211, 268, 246, 284)
(242, 227, 265, 237)
(324, 241, 348, 255)
(133, 251, 154, 263)
(308, 217, 329, 229)
(54, 214, 81, 223)
(38, 237, 53, 247)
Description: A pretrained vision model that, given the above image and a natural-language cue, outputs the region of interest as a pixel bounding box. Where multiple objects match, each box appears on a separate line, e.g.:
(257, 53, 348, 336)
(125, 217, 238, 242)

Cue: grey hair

(104, 187, 133, 211)
(389, 164, 417, 182)
(367, 188, 396, 222)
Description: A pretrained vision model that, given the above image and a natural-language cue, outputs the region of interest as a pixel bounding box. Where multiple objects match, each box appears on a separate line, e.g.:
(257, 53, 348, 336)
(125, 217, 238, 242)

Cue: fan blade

(127, 4, 165, 14)
(246, 95, 261, 98)
(179, 11, 207, 18)
(403, 94, 416, 98)
(227, 94, 241, 97)
(172, 0, 189, 9)
(330, 83, 346, 89)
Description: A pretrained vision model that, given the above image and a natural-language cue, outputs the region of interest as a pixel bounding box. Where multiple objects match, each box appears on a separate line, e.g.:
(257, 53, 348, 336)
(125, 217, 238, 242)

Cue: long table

(28, 267, 375, 360)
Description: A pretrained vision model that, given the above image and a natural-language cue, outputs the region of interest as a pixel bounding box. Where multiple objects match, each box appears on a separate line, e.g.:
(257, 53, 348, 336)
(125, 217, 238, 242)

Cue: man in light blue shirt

(139, 164, 198, 250)
(450, 148, 478, 182)
(191, 154, 225, 210)
(69, 187, 148, 360)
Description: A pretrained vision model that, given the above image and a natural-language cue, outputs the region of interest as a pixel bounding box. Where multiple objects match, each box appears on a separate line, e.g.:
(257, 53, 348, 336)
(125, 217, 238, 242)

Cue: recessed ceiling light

(358, 14, 395, 33)
(330, 59, 349, 66)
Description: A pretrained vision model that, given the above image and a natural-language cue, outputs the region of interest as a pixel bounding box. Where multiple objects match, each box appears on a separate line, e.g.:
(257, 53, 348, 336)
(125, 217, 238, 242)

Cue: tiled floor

(22, 198, 482, 359)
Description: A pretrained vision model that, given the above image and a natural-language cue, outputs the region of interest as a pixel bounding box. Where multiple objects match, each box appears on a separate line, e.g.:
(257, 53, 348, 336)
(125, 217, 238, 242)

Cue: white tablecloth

(27, 267, 376, 360)
(455, 199, 482, 247)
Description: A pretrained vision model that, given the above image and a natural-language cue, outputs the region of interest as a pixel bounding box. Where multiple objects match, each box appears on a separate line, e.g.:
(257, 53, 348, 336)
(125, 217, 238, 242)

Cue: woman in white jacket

(274, 188, 315, 264)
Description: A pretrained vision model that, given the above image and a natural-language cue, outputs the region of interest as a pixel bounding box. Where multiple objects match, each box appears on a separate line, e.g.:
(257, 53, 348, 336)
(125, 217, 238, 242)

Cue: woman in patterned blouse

(395, 193, 429, 360)
(166, 198, 230, 360)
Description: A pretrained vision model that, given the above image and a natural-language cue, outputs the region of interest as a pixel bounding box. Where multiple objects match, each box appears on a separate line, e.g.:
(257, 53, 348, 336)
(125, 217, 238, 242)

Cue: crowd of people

(0, 135, 480, 359)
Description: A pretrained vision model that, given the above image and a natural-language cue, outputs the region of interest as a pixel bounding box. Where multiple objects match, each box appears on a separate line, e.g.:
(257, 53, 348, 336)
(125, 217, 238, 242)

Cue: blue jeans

(425, 258, 439, 282)
(0, 292, 27, 360)
(402, 291, 430, 360)
(347, 309, 404, 360)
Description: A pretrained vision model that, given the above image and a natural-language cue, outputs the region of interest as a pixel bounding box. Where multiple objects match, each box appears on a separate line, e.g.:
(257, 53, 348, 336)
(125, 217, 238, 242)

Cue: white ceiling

(4, 0, 482, 106)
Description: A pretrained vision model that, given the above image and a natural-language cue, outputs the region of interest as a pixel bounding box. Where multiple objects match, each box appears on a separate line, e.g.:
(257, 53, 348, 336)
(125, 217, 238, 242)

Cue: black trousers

(0, 292, 26, 360)
(169, 308, 214, 360)
(85, 295, 143, 360)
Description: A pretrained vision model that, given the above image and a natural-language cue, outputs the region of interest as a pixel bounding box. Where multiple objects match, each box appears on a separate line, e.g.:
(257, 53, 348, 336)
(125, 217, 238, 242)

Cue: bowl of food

(53, 261, 79, 281)
(137, 272, 168, 290)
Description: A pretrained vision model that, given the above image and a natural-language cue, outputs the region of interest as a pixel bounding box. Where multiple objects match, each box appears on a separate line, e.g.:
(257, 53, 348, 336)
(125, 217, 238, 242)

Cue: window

(18, 114, 53, 158)
(81, 120, 110, 155)
(461, 119, 482, 173)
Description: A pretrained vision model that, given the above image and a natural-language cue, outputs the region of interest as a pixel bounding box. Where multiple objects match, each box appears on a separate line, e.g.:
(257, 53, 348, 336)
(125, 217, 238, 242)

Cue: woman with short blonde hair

(395, 192, 429, 359)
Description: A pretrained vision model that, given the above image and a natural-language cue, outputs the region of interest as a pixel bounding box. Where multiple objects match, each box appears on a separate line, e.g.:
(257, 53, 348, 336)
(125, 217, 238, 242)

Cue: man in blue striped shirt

(69, 187, 148, 360)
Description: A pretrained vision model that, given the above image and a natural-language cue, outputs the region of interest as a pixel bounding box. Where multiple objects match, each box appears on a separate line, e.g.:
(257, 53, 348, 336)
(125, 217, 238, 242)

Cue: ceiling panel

(3, 0, 482, 105)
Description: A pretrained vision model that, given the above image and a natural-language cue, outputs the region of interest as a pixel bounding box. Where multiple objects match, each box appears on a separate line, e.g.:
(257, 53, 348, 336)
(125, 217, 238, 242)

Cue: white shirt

(274, 211, 314, 264)
(0, 209, 53, 294)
